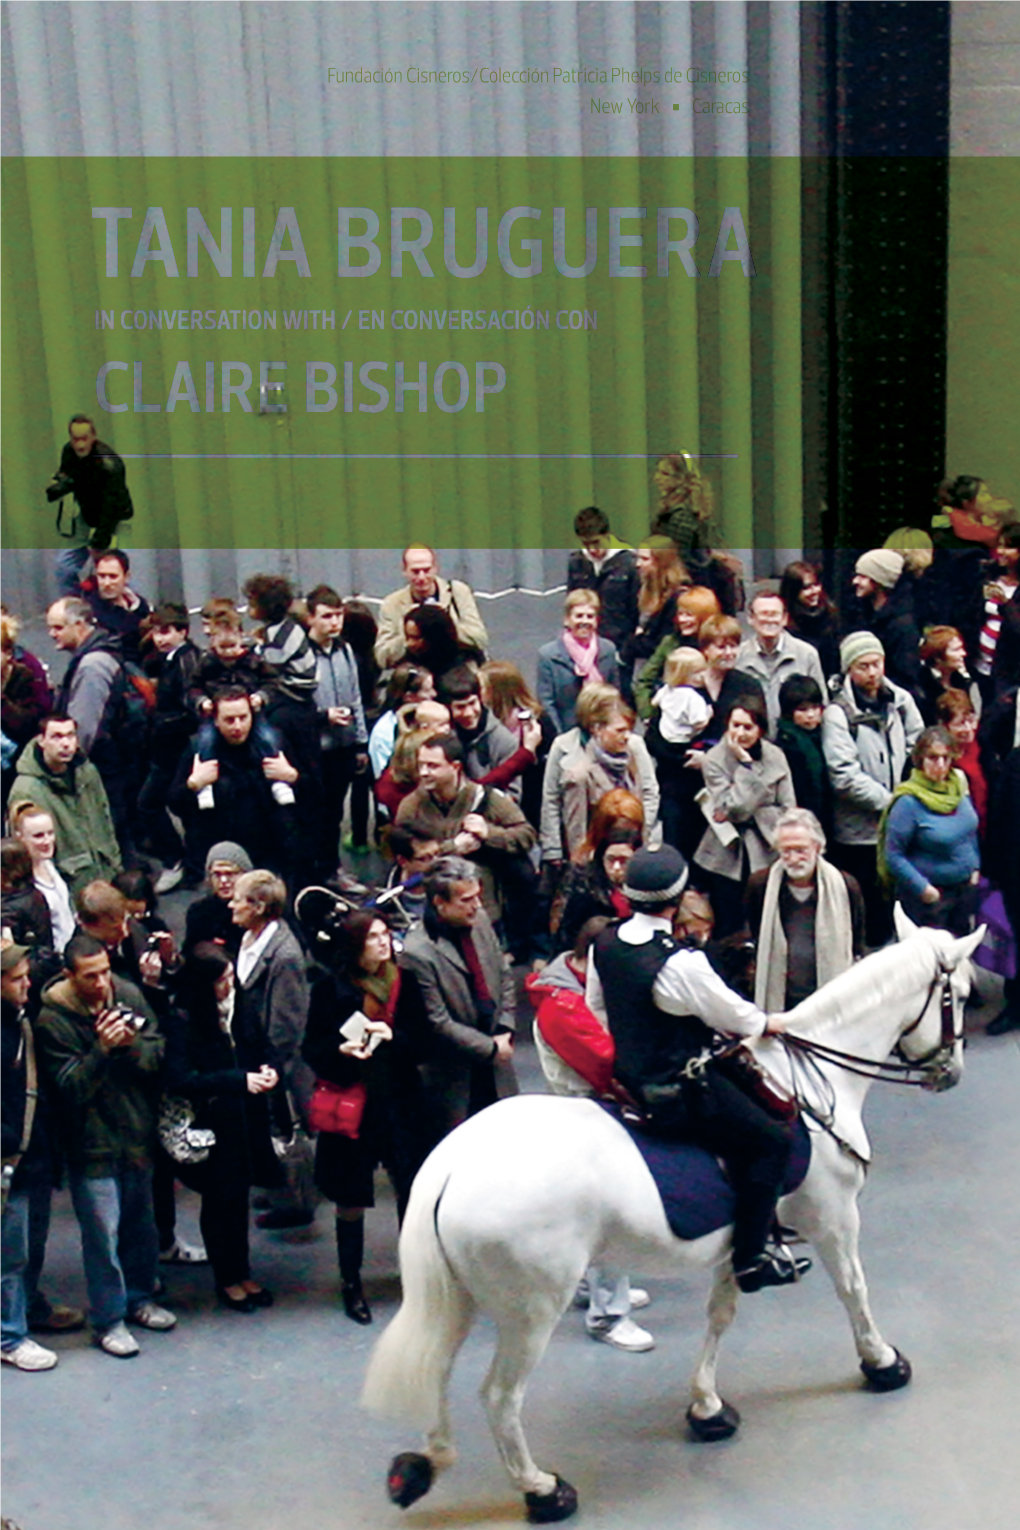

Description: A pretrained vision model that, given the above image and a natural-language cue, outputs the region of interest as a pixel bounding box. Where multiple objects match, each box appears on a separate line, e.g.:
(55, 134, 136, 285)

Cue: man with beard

(745, 808, 865, 1012)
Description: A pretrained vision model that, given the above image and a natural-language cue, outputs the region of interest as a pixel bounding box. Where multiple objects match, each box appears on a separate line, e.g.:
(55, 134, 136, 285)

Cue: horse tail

(361, 1148, 475, 1427)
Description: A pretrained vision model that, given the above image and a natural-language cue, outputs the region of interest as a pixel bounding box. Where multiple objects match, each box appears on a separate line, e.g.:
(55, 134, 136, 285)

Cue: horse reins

(771, 962, 961, 1160)
(779, 962, 960, 1090)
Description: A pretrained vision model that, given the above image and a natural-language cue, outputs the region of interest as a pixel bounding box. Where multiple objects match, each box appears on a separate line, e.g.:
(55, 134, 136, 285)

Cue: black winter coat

(0, 885, 57, 995)
(1, 998, 53, 1191)
(169, 735, 298, 877)
(786, 605, 842, 685)
(150, 641, 203, 764)
(846, 578, 924, 707)
(619, 593, 680, 670)
(46, 440, 133, 537)
(301, 967, 420, 1206)
(173, 988, 280, 1189)
(183, 895, 242, 958)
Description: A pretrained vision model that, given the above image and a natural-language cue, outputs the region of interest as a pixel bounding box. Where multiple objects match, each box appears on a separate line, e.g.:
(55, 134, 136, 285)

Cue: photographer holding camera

(46, 416, 134, 597)
(35, 932, 176, 1358)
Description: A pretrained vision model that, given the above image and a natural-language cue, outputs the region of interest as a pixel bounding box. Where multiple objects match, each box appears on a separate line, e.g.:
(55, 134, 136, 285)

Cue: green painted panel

(946, 157, 1020, 504)
(2, 156, 796, 550)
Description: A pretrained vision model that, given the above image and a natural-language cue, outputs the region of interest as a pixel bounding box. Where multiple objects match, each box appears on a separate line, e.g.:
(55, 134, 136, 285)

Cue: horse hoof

(525, 1475, 579, 1523)
(860, 1349, 913, 1392)
(686, 1401, 741, 1441)
(387, 1452, 434, 1508)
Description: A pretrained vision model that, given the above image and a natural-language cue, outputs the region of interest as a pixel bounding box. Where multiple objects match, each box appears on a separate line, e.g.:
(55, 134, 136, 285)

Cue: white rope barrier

(189, 584, 569, 616)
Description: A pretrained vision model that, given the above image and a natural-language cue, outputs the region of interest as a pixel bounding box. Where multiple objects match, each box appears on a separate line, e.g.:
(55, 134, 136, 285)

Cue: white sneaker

(270, 781, 296, 806)
(154, 862, 184, 894)
(583, 1281, 650, 1310)
(1, 1338, 58, 1371)
(96, 1321, 140, 1358)
(128, 1301, 177, 1331)
(586, 1316, 655, 1352)
(196, 785, 215, 810)
(159, 1237, 208, 1264)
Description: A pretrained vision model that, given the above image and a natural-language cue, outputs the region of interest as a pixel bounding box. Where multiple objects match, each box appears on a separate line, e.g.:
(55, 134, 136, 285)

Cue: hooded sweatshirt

(8, 742, 122, 889)
(525, 953, 615, 1096)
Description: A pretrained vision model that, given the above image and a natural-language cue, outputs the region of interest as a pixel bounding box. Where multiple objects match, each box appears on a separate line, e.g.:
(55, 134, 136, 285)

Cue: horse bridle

(894, 960, 962, 1085)
(780, 959, 962, 1095)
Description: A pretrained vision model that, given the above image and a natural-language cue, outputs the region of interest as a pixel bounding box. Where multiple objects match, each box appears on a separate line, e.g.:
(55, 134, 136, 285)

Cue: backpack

(62, 641, 157, 756)
(109, 658, 158, 744)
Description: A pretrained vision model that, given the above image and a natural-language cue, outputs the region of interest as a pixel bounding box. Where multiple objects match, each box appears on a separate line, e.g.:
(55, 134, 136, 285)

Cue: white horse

(362, 913, 984, 1524)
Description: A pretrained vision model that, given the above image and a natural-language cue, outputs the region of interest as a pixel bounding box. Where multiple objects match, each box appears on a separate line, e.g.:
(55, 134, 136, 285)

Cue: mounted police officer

(586, 844, 811, 1294)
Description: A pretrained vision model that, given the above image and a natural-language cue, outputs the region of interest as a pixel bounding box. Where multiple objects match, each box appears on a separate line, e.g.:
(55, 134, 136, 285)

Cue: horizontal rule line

(120, 452, 739, 462)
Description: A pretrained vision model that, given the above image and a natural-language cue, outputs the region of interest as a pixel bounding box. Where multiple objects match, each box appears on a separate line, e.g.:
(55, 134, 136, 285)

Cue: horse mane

(782, 930, 944, 1040)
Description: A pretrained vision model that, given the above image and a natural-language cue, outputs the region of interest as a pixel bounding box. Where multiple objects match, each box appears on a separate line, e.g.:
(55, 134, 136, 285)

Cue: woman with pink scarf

(537, 591, 621, 734)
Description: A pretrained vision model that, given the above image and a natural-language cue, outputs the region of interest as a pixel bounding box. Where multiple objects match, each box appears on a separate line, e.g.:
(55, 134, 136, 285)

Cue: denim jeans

(54, 541, 92, 596)
(55, 522, 128, 596)
(68, 1166, 159, 1331)
(195, 717, 281, 764)
(1, 1189, 30, 1350)
(24, 1175, 53, 1321)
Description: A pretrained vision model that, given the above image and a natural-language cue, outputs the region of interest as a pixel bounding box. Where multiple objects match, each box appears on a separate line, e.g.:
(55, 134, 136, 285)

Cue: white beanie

(855, 549, 904, 589)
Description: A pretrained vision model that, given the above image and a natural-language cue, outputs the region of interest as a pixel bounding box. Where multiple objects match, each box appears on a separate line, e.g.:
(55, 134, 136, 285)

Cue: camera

(105, 1006, 144, 1034)
(46, 473, 74, 504)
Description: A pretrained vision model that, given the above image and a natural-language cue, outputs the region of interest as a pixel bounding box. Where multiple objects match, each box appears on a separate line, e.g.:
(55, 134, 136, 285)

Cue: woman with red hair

(918, 625, 979, 725)
(634, 585, 722, 720)
(935, 690, 987, 838)
(552, 790, 645, 953)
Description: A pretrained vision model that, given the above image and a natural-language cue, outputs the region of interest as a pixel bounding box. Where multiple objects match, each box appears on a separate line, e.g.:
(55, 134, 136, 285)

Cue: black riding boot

(336, 1215, 371, 1324)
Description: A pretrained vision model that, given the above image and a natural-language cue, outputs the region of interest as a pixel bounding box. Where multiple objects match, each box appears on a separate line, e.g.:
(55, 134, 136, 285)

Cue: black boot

(336, 1216, 371, 1324)
(735, 1247, 812, 1294)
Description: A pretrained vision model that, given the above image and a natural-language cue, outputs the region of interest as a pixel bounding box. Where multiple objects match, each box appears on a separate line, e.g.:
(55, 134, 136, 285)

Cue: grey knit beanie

(205, 841, 253, 874)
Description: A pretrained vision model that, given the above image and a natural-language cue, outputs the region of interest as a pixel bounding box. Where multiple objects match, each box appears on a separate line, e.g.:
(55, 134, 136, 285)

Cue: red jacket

(524, 967, 615, 1095)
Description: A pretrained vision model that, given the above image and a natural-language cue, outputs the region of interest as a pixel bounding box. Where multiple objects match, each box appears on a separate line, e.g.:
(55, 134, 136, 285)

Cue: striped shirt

(977, 577, 1018, 676)
(259, 616, 319, 699)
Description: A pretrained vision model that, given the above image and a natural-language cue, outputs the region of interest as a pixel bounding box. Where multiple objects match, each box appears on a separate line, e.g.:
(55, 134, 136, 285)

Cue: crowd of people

(2, 426, 1018, 1371)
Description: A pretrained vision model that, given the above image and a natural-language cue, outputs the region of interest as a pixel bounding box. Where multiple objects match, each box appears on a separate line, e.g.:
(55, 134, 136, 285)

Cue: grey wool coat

(397, 907, 519, 1138)
(236, 922, 314, 1130)
(693, 737, 796, 881)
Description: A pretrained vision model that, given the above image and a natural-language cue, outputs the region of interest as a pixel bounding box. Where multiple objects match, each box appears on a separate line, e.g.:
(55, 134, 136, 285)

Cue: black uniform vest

(594, 926, 715, 1093)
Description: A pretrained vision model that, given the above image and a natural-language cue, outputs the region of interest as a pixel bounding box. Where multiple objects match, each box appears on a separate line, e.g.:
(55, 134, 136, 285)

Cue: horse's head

(891, 906, 986, 1091)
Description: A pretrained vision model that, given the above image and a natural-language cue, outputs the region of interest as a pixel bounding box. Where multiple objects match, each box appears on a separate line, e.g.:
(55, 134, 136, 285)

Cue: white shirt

(217, 990, 235, 1037)
(368, 711, 398, 778)
(585, 909, 768, 1039)
(653, 683, 713, 744)
(237, 920, 279, 985)
(34, 865, 75, 954)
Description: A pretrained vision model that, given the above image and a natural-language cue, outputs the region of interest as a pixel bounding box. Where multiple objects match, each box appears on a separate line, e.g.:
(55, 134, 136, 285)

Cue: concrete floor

(3, 1014, 1019, 1530)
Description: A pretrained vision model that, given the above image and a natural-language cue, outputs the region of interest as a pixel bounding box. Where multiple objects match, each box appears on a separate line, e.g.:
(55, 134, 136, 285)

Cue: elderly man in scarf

(745, 808, 866, 1011)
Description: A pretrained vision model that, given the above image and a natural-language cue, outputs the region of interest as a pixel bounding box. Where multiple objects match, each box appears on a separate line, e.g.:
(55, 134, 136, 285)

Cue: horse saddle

(599, 1101, 812, 1243)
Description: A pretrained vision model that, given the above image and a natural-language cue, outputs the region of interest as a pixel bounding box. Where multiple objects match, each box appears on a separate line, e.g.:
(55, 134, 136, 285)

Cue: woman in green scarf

(877, 726, 981, 937)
